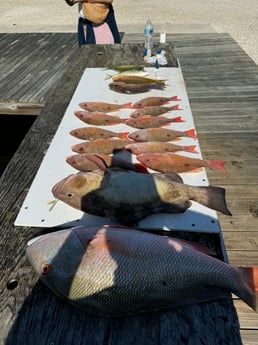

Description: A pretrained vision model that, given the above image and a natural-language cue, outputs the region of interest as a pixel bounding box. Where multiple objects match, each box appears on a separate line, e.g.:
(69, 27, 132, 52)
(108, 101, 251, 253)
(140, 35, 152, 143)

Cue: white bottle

(144, 18, 154, 52)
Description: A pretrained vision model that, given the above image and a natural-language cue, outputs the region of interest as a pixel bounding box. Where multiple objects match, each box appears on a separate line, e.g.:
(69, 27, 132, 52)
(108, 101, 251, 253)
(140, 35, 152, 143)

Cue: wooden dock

(0, 32, 78, 115)
(0, 31, 258, 344)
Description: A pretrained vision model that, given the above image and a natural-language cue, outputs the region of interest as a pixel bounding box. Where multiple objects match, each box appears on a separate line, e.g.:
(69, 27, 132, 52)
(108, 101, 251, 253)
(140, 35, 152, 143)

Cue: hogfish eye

(41, 263, 51, 275)
(66, 192, 74, 198)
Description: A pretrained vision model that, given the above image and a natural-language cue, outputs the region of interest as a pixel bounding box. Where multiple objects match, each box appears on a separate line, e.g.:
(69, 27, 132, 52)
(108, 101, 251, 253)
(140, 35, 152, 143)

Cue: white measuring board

(15, 67, 224, 232)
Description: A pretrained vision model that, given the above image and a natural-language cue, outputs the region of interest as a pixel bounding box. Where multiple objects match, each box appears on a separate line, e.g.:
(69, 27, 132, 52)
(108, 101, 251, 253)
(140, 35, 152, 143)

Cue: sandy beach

(1, 0, 258, 65)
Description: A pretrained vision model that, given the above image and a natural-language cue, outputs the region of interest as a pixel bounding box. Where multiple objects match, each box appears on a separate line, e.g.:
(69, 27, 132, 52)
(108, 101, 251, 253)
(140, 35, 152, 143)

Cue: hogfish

(52, 169, 231, 225)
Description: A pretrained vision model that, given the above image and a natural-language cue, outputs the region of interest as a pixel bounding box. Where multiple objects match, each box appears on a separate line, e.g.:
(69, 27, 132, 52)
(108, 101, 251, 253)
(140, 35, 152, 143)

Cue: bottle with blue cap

(144, 17, 153, 56)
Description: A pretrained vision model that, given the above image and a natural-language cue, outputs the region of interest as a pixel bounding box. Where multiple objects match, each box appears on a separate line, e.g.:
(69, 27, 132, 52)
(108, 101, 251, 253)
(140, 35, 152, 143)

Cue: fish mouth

(27, 235, 44, 247)
(65, 156, 74, 166)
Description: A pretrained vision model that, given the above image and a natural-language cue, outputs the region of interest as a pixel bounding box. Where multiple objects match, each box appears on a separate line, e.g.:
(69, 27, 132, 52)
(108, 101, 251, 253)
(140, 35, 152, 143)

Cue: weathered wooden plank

(219, 215, 258, 232)
(234, 300, 258, 329)
(200, 138, 258, 160)
(205, 168, 258, 186)
(0, 33, 78, 107)
(219, 184, 257, 199)
(226, 251, 258, 266)
(0, 33, 179, 112)
(196, 122, 258, 135)
(223, 232, 258, 251)
(171, 33, 258, 345)
(240, 330, 258, 345)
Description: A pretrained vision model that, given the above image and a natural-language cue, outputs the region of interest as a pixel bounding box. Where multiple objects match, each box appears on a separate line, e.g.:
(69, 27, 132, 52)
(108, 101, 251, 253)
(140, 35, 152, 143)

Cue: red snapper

(26, 225, 258, 316)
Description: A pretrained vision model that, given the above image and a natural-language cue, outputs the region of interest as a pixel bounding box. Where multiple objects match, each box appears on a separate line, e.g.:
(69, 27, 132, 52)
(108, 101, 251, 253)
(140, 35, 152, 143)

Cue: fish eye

(41, 263, 51, 275)
(67, 192, 73, 198)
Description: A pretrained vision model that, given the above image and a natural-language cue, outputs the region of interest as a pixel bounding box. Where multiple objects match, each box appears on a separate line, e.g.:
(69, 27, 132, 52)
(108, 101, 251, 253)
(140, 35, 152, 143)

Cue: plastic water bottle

(144, 18, 153, 53)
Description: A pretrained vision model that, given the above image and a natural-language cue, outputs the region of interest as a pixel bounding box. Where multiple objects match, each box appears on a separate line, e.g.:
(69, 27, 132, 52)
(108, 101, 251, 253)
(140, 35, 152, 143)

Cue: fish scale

(26, 226, 258, 315)
(51, 169, 231, 225)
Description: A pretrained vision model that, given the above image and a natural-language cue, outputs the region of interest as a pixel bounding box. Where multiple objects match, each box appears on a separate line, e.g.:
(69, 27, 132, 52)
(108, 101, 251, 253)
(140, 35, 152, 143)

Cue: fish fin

(172, 116, 185, 123)
(133, 163, 150, 174)
(237, 267, 258, 312)
(88, 154, 109, 171)
(157, 172, 183, 183)
(206, 160, 228, 173)
(184, 145, 199, 154)
(118, 132, 130, 139)
(171, 104, 181, 110)
(137, 161, 148, 170)
(171, 96, 181, 101)
(173, 238, 217, 256)
(196, 186, 232, 216)
(185, 129, 197, 138)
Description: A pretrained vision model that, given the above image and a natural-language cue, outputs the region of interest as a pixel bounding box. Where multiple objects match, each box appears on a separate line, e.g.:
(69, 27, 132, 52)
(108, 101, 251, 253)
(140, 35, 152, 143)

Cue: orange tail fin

(185, 129, 197, 138)
(237, 267, 258, 311)
(184, 145, 199, 154)
(171, 104, 181, 110)
(172, 116, 185, 123)
(171, 96, 181, 101)
(207, 160, 227, 173)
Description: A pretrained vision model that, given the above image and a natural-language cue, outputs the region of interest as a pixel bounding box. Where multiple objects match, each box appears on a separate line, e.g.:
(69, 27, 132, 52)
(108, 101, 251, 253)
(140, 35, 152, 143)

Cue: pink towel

(83, 22, 115, 44)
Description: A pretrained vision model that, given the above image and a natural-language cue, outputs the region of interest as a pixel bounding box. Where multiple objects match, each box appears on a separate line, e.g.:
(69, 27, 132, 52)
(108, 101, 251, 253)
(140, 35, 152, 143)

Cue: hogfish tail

(190, 185, 232, 216)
